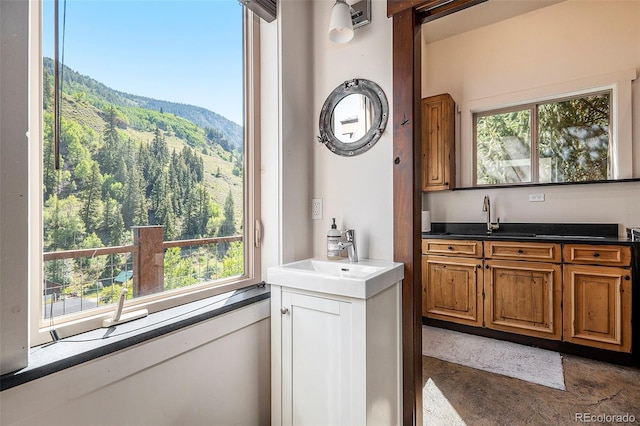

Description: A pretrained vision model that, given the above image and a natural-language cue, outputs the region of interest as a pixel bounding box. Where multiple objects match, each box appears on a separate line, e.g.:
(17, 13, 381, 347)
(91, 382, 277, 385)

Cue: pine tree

(152, 127, 169, 166)
(100, 106, 121, 175)
(103, 194, 125, 246)
(80, 161, 104, 233)
(122, 165, 148, 227)
(219, 190, 236, 237)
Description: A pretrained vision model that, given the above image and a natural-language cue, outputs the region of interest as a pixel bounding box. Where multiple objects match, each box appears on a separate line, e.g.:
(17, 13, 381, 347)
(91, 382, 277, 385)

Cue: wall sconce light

(328, 0, 371, 44)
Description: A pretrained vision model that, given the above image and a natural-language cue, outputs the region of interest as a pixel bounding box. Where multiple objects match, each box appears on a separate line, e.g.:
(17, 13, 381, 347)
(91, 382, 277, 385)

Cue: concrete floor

(423, 354, 640, 425)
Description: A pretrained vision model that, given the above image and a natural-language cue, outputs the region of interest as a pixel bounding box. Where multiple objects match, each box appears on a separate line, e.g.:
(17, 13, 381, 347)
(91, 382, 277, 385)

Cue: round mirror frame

(318, 78, 389, 157)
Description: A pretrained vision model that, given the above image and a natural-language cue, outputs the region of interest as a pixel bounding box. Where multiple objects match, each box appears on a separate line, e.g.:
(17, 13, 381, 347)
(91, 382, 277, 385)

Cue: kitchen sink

(535, 235, 606, 239)
(487, 233, 537, 238)
(438, 232, 606, 240)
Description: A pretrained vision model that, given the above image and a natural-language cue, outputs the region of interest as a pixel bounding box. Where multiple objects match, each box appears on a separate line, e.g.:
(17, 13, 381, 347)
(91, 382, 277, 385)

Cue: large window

(474, 91, 612, 186)
(33, 0, 260, 340)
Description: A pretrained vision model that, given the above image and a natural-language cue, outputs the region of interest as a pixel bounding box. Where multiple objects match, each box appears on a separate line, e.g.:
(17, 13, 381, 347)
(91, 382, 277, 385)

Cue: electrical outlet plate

(312, 198, 323, 220)
(529, 193, 545, 202)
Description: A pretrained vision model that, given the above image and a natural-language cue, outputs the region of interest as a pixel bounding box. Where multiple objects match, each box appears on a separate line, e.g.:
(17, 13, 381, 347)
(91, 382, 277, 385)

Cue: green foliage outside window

(475, 92, 611, 186)
(476, 109, 531, 185)
(42, 61, 246, 319)
(538, 94, 610, 183)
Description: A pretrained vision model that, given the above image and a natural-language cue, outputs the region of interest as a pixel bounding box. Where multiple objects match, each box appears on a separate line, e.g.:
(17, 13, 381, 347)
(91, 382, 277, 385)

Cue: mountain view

(43, 58, 245, 312)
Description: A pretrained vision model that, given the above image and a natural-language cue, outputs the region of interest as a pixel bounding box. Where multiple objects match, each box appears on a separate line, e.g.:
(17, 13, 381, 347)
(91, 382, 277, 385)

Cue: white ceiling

(421, 0, 564, 44)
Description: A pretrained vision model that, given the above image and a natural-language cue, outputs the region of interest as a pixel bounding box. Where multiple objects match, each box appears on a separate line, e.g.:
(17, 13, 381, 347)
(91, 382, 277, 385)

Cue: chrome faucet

(483, 195, 500, 233)
(338, 229, 358, 263)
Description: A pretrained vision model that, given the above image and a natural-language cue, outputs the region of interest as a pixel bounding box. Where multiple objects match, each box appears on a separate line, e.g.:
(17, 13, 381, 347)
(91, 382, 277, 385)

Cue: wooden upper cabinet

(421, 94, 455, 191)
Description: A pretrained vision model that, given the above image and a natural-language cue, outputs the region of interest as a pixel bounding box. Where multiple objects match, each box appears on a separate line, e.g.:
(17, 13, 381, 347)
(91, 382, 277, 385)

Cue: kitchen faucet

(338, 229, 358, 263)
(483, 195, 500, 233)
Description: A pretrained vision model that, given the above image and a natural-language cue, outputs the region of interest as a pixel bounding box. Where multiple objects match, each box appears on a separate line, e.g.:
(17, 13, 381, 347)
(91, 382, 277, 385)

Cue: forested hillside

(44, 58, 242, 152)
(43, 60, 244, 254)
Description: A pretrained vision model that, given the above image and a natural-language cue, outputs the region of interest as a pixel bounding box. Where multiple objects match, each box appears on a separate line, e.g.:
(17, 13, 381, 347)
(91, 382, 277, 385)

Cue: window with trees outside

(37, 0, 260, 338)
(474, 91, 612, 186)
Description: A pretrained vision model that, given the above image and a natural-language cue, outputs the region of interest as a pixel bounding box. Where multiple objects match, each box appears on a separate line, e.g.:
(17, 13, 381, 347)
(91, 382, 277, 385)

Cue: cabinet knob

(281, 307, 289, 315)
(447, 246, 453, 250)
(477, 264, 482, 269)
(624, 275, 631, 281)
(593, 252, 600, 257)
(517, 249, 524, 254)
(485, 265, 490, 269)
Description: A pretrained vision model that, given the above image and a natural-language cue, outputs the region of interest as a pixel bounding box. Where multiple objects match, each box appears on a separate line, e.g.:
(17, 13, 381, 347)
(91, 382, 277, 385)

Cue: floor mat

(422, 326, 565, 390)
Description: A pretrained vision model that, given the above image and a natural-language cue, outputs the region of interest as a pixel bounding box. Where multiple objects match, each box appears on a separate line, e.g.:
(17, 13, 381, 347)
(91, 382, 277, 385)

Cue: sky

(43, 0, 244, 125)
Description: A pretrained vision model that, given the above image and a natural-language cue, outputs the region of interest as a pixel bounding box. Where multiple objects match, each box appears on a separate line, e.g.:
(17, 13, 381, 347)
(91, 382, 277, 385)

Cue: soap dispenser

(327, 218, 341, 260)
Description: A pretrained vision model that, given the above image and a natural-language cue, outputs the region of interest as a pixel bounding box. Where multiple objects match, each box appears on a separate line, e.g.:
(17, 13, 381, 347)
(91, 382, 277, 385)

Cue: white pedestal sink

(268, 258, 404, 426)
(267, 257, 404, 299)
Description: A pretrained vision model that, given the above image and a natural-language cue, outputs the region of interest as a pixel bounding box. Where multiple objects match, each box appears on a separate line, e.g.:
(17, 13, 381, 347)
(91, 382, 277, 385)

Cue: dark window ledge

(0, 284, 270, 391)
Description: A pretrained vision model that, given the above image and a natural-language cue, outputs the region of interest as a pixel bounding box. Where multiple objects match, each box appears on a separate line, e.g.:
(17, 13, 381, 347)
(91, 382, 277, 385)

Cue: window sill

(0, 284, 270, 391)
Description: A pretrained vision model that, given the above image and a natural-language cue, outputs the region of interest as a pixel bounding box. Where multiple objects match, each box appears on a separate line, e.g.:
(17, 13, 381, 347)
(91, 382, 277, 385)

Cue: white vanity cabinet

(268, 258, 403, 426)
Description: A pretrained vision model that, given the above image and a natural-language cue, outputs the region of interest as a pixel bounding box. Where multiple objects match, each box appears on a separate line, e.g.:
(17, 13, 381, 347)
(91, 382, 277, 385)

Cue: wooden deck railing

(43, 226, 243, 298)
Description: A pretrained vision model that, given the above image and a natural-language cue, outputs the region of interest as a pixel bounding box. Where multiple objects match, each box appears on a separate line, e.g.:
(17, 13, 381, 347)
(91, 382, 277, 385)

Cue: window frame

(472, 90, 613, 187)
(28, 3, 262, 346)
(458, 69, 636, 189)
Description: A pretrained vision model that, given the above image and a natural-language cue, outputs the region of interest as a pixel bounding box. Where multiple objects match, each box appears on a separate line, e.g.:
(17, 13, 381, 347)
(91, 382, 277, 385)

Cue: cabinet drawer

(422, 239, 482, 257)
(563, 244, 631, 267)
(484, 241, 561, 263)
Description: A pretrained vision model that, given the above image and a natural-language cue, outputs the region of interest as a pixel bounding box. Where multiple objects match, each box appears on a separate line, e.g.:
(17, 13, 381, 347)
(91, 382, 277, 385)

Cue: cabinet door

(421, 94, 454, 191)
(281, 291, 353, 426)
(422, 255, 483, 327)
(563, 265, 632, 353)
(484, 260, 562, 340)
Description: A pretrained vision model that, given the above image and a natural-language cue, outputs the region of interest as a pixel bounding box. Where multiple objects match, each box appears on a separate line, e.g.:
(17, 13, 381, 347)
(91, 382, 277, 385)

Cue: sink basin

(267, 258, 404, 299)
(535, 234, 606, 239)
(284, 259, 387, 277)
(442, 232, 537, 238)
(438, 232, 607, 240)
(487, 232, 537, 238)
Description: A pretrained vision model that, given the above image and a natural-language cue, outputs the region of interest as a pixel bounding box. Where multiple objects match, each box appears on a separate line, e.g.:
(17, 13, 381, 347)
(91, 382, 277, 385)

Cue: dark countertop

(422, 222, 639, 245)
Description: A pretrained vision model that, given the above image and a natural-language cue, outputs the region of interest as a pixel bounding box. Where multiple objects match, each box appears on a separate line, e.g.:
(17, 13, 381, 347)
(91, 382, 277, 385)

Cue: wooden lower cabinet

(422, 255, 483, 327)
(563, 264, 632, 353)
(423, 238, 635, 355)
(484, 259, 562, 340)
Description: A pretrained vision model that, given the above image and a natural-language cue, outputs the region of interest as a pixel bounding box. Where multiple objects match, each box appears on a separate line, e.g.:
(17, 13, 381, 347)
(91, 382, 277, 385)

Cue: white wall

(0, 301, 271, 426)
(278, 0, 315, 264)
(311, 0, 394, 260)
(0, 0, 30, 375)
(421, 1, 640, 233)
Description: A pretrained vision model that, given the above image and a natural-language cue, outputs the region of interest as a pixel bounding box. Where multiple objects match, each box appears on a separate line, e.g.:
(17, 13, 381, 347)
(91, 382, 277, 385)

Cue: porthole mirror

(318, 78, 388, 156)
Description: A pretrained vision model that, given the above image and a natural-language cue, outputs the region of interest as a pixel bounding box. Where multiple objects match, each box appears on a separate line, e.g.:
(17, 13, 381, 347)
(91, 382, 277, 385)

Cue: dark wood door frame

(388, 1, 484, 424)
(391, 7, 423, 426)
